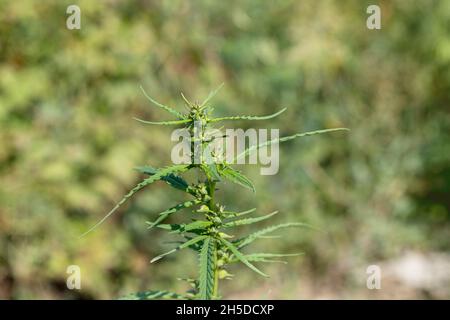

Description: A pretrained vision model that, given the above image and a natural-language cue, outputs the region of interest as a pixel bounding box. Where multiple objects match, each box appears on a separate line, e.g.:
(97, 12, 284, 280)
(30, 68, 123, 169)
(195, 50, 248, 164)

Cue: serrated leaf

(80, 165, 190, 237)
(202, 163, 221, 182)
(119, 290, 186, 300)
(233, 222, 313, 249)
(199, 237, 216, 300)
(135, 165, 190, 192)
(235, 128, 350, 162)
(151, 235, 208, 263)
(209, 107, 287, 123)
(222, 211, 278, 228)
(140, 85, 185, 119)
(146, 200, 201, 229)
(219, 238, 268, 278)
(219, 166, 255, 192)
(230, 252, 303, 264)
(223, 208, 256, 218)
(182, 235, 204, 252)
(156, 220, 213, 234)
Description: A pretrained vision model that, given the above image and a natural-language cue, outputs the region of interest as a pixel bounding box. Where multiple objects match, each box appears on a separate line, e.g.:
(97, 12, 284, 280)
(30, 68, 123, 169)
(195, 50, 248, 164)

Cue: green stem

(209, 181, 216, 209)
(207, 179, 219, 298)
(213, 241, 219, 298)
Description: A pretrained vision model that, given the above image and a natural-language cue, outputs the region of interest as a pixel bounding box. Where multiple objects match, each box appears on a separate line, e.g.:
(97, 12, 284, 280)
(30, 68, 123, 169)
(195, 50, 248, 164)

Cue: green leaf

(223, 208, 256, 218)
(135, 165, 190, 192)
(222, 211, 278, 228)
(230, 253, 303, 264)
(181, 235, 204, 252)
(151, 235, 208, 263)
(140, 85, 185, 119)
(133, 117, 192, 126)
(200, 83, 224, 109)
(199, 237, 216, 300)
(156, 220, 213, 234)
(219, 166, 255, 192)
(180, 92, 194, 109)
(203, 163, 221, 182)
(146, 200, 201, 229)
(119, 290, 186, 300)
(209, 107, 287, 123)
(235, 128, 350, 161)
(219, 238, 269, 278)
(80, 165, 190, 237)
(233, 222, 313, 249)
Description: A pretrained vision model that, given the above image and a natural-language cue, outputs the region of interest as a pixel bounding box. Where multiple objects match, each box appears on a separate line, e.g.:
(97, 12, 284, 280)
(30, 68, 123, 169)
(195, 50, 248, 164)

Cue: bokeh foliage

(0, 0, 449, 299)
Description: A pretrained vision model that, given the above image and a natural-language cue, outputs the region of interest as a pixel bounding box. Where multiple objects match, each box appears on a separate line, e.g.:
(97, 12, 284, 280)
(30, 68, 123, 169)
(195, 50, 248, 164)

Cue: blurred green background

(1, 0, 449, 299)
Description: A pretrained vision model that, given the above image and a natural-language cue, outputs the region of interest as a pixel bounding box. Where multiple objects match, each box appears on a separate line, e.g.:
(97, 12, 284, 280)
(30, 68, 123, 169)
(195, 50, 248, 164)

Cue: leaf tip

(150, 257, 162, 263)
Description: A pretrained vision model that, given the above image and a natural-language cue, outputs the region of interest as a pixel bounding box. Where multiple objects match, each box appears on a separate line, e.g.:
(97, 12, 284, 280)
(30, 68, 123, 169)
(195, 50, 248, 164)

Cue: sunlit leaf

(222, 211, 278, 228)
(135, 165, 190, 192)
(219, 238, 268, 277)
(223, 208, 256, 219)
(80, 165, 190, 237)
(140, 85, 185, 119)
(233, 222, 314, 249)
(235, 128, 350, 162)
(199, 237, 216, 300)
(230, 252, 303, 264)
(146, 200, 201, 229)
(200, 83, 224, 109)
(156, 220, 212, 234)
(209, 107, 287, 123)
(219, 166, 255, 192)
(151, 235, 208, 263)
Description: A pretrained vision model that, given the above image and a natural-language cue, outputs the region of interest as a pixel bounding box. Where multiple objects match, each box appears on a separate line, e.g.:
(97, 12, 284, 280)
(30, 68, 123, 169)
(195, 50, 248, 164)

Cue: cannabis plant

(82, 84, 347, 300)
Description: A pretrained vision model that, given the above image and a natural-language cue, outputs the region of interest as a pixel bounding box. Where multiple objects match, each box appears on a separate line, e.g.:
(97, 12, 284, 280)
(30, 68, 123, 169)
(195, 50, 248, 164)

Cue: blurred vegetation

(0, 0, 449, 299)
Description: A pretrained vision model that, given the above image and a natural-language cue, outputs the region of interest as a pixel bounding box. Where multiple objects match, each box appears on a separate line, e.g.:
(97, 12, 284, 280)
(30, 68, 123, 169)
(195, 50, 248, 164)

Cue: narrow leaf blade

(199, 237, 216, 300)
(146, 200, 200, 229)
(135, 165, 190, 192)
(156, 220, 212, 234)
(219, 166, 255, 192)
(235, 128, 350, 161)
(233, 222, 314, 249)
(222, 211, 278, 228)
(209, 107, 287, 123)
(220, 238, 269, 278)
(200, 83, 224, 109)
(151, 235, 208, 263)
(140, 85, 185, 119)
(80, 165, 190, 237)
(223, 208, 257, 218)
(231, 252, 304, 263)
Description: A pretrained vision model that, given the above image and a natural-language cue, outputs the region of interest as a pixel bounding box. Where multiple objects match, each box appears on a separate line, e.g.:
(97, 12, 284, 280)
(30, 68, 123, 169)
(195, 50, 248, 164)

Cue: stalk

(207, 177, 218, 298)
(212, 243, 219, 298)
